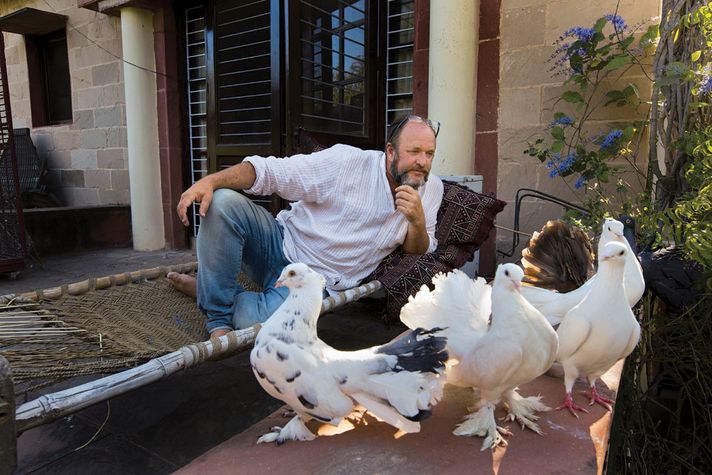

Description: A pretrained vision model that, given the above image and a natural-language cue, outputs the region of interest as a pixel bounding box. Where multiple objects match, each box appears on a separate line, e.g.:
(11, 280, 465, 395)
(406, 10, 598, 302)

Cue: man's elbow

(403, 239, 430, 255)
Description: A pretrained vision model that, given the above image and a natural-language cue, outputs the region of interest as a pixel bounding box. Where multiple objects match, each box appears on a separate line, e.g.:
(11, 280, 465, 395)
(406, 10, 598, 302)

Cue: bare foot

(210, 329, 231, 339)
(167, 272, 197, 298)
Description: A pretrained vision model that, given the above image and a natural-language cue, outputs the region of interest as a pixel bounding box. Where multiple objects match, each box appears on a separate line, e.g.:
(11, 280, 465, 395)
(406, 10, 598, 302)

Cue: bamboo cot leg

(0, 355, 17, 475)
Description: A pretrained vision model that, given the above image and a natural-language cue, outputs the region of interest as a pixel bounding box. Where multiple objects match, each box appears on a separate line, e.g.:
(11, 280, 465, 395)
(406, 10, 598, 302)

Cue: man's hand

(177, 178, 215, 226)
(395, 185, 425, 226)
(396, 185, 430, 254)
(176, 162, 257, 226)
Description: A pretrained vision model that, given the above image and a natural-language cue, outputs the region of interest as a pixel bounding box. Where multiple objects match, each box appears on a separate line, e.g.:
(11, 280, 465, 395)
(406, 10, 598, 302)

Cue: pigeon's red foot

(556, 392, 589, 418)
(588, 386, 613, 411)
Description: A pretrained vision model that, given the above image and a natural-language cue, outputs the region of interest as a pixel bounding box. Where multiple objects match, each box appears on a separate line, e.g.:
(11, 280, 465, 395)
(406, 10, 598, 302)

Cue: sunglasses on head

(386, 115, 441, 144)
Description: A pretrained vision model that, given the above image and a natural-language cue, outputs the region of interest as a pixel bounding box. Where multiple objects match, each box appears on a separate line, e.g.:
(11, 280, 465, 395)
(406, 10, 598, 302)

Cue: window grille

(184, 6, 208, 238)
(385, 0, 414, 134)
(297, 0, 368, 137)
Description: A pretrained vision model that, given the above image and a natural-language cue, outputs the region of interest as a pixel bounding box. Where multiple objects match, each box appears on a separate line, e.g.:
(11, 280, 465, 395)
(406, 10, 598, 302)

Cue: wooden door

(285, 0, 384, 153)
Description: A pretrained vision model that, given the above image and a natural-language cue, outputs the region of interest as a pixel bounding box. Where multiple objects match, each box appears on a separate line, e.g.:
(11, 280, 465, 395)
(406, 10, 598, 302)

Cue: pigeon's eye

(619, 250, 625, 256)
(504, 270, 510, 277)
(288, 270, 296, 277)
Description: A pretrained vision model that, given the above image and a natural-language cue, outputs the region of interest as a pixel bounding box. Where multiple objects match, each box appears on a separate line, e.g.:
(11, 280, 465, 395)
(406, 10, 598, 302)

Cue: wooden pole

(0, 355, 17, 475)
(15, 325, 260, 433)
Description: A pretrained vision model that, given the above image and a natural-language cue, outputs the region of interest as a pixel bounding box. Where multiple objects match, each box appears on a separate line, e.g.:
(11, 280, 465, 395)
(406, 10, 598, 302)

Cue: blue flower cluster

(551, 27, 594, 74)
(574, 176, 587, 189)
(604, 14, 627, 32)
(600, 129, 623, 149)
(549, 116, 574, 128)
(551, 42, 586, 74)
(561, 27, 595, 43)
(546, 151, 576, 178)
(700, 74, 712, 96)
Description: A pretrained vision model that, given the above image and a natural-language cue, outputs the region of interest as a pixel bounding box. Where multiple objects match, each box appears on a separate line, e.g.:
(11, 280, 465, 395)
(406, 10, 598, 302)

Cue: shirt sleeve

(423, 176, 444, 253)
(243, 144, 353, 203)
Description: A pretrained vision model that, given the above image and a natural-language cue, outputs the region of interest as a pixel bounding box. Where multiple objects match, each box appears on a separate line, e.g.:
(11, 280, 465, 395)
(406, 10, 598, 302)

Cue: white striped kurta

(244, 144, 443, 292)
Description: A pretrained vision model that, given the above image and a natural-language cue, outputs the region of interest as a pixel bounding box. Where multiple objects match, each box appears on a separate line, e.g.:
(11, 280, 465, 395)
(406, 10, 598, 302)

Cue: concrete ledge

(178, 362, 623, 474)
(23, 206, 131, 255)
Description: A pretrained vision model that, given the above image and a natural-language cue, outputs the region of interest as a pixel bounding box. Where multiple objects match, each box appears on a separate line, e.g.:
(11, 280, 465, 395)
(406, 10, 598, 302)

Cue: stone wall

(497, 0, 660, 257)
(1, 0, 128, 207)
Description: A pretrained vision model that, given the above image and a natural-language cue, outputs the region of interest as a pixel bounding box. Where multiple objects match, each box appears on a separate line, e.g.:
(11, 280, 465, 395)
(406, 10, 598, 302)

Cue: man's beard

(390, 151, 429, 189)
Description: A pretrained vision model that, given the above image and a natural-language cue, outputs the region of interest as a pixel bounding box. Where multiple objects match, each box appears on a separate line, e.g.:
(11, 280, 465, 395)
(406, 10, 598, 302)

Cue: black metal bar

(497, 188, 590, 258)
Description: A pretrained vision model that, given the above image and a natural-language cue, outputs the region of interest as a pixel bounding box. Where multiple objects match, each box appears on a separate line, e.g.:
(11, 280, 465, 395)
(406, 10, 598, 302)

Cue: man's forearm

(402, 221, 430, 254)
(204, 161, 257, 190)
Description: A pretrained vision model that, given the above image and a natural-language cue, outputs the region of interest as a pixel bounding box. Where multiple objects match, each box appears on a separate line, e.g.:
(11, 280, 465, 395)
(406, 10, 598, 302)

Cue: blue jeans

(196, 189, 291, 332)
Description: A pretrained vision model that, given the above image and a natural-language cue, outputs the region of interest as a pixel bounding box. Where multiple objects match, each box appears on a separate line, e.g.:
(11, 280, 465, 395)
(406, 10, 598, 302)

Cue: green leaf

(551, 140, 565, 153)
(667, 61, 689, 76)
(620, 36, 635, 49)
(604, 55, 631, 70)
(623, 126, 636, 140)
(553, 112, 566, 120)
(596, 44, 613, 55)
(639, 24, 659, 50)
(623, 83, 640, 98)
(604, 90, 627, 107)
(569, 55, 584, 73)
(551, 127, 566, 141)
(562, 91, 584, 104)
(692, 50, 702, 62)
(594, 17, 607, 33)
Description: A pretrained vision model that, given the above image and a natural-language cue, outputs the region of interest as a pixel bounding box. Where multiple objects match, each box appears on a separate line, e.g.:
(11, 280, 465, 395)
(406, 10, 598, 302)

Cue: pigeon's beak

(275, 279, 285, 288)
(513, 280, 521, 292)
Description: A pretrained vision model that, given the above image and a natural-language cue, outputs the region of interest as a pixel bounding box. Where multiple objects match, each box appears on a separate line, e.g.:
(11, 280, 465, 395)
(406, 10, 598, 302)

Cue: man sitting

(169, 116, 443, 338)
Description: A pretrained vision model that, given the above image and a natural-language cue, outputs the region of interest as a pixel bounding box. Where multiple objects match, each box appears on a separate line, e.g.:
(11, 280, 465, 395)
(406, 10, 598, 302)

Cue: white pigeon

(400, 264, 558, 450)
(555, 241, 641, 416)
(250, 263, 449, 445)
(521, 218, 645, 325)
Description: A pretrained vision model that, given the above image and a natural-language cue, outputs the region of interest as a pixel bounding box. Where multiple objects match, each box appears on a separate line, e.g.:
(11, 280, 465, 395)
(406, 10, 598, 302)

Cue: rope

(321, 280, 383, 314)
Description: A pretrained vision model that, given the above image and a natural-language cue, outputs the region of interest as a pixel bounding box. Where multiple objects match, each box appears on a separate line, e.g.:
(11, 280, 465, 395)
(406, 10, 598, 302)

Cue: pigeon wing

(400, 270, 490, 358)
(555, 309, 592, 362)
(620, 320, 641, 361)
(520, 283, 591, 325)
(253, 339, 353, 423)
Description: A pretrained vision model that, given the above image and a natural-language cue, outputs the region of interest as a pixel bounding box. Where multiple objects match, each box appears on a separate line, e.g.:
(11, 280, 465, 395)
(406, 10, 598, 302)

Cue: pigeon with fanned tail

(250, 263, 448, 445)
(555, 241, 641, 416)
(521, 218, 645, 325)
(400, 264, 558, 450)
(522, 219, 595, 292)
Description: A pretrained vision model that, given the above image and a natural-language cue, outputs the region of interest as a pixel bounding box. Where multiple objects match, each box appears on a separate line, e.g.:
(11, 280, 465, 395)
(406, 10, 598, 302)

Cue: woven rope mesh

(0, 267, 261, 396)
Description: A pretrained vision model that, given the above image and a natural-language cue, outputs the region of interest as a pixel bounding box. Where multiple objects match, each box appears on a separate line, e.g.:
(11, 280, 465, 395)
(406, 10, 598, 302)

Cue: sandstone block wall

(497, 0, 660, 257)
(1, 0, 128, 207)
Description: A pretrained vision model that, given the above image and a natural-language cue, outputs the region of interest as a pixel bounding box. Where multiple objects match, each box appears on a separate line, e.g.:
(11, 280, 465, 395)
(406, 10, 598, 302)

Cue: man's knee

(200, 189, 258, 234)
(209, 188, 252, 217)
